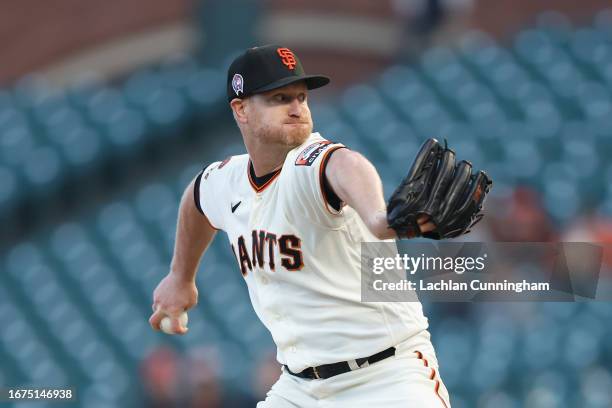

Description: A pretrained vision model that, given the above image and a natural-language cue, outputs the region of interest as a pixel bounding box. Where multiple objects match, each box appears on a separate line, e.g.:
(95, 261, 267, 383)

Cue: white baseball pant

(257, 330, 451, 408)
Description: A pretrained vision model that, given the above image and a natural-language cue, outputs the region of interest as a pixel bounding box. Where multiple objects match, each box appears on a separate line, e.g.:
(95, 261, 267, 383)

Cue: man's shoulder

(200, 154, 249, 187)
(288, 133, 343, 167)
(204, 153, 248, 173)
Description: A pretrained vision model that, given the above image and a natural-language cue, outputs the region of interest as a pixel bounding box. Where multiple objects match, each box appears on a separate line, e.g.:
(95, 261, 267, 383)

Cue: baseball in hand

(160, 311, 189, 334)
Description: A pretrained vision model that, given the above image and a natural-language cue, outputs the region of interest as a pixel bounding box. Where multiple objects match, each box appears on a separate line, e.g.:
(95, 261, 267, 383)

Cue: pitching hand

(149, 273, 198, 335)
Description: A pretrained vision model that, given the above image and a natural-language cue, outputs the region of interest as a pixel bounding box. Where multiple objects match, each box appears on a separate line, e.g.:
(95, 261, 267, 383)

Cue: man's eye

(275, 95, 285, 102)
(298, 94, 306, 102)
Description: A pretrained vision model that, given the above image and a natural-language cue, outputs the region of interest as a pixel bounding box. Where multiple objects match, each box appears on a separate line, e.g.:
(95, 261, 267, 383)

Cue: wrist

(369, 211, 397, 240)
(169, 265, 197, 284)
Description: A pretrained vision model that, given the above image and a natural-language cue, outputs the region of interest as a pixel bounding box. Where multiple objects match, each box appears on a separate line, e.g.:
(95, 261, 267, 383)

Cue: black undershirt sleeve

(321, 147, 345, 212)
(193, 169, 205, 215)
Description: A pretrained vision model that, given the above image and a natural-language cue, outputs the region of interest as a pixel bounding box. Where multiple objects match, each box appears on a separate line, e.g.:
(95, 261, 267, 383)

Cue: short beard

(256, 122, 312, 147)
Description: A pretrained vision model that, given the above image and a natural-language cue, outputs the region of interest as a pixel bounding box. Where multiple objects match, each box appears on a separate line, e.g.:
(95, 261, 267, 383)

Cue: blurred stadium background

(1, 0, 612, 407)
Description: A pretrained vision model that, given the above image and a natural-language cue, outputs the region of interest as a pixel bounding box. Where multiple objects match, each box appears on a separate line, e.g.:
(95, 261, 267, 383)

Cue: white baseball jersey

(196, 132, 429, 373)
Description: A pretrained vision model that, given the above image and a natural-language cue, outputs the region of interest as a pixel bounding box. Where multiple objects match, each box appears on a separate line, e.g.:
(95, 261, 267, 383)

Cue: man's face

(244, 81, 313, 147)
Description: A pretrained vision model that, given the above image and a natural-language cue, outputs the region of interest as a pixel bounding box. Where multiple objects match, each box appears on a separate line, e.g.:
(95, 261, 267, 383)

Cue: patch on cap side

(277, 48, 297, 70)
(232, 74, 244, 96)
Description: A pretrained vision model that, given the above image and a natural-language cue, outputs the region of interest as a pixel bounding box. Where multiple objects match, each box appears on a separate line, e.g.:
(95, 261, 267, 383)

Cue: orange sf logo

(277, 48, 297, 70)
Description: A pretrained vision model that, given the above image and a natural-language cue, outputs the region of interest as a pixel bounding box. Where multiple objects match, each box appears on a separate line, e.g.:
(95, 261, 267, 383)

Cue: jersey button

(289, 346, 297, 353)
(260, 276, 269, 285)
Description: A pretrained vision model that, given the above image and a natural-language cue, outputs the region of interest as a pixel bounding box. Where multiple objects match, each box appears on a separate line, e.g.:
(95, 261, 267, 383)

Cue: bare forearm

(170, 179, 216, 282)
(341, 163, 396, 240)
(366, 210, 397, 240)
(326, 150, 396, 240)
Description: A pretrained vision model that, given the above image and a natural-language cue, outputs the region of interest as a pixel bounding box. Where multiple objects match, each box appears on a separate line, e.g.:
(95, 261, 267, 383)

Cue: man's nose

(288, 99, 302, 117)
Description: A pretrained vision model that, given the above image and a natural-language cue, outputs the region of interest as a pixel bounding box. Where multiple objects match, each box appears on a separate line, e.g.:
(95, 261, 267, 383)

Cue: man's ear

(230, 98, 248, 124)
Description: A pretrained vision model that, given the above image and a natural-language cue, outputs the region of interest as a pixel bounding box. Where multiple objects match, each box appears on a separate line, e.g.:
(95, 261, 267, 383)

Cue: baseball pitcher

(149, 45, 491, 407)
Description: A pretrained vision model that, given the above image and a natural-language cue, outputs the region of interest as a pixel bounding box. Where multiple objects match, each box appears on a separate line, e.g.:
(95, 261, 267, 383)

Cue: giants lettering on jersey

(231, 230, 304, 275)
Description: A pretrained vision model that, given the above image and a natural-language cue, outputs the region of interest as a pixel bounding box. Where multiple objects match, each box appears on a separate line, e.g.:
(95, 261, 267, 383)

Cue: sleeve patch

(201, 157, 229, 182)
(295, 141, 333, 166)
(217, 156, 232, 169)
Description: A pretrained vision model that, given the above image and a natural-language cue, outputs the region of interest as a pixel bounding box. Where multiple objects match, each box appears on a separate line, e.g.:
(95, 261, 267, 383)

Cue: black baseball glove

(387, 138, 492, 240)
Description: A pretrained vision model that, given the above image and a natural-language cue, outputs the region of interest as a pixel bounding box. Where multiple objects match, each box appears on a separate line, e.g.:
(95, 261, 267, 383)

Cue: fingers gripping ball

(160, 311, 189, 335)
(387, 138, 492, 240)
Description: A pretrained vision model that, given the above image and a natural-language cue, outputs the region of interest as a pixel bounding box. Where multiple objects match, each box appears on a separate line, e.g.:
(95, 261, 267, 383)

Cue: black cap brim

(252, 74, 330, 94)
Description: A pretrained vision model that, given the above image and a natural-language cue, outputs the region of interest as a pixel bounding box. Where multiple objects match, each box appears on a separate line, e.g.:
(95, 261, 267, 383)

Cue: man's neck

(246, 141, 293, 177)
